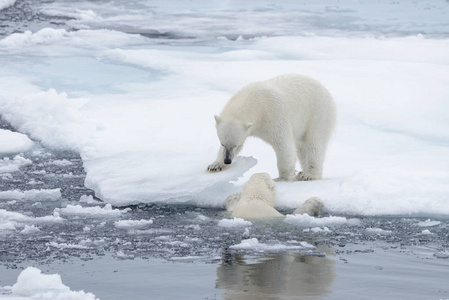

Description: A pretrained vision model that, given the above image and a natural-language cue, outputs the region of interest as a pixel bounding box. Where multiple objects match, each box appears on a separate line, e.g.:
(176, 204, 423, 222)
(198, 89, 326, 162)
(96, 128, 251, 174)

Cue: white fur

(293, 197, 324, 217)
(207, 74, 336, 181)
(226, 173, 283, 219)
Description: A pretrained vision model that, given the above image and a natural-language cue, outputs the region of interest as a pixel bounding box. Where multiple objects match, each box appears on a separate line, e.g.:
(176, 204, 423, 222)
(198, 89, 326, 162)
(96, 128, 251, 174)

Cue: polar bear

(225, 172, 325, 219)
(226, 173, 284, 219)
(292, 197, 324, 217)
(207, 74, 336, 181)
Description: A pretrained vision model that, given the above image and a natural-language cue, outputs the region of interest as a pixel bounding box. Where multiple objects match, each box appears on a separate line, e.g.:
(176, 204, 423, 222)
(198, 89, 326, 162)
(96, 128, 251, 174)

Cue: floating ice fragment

(0, 155, 32, 173)
(421, 229, 432, 235)
(417, 219, 441, 227)
(47, 242, 90, 250)
(285, 214, 361, 227)
(0, 188, 61, 202)
(114, 219, 153, 229)
(218, 217, 252, 228)
(434, 251, 449, 259)
(20, 225, 41, 235)
(10, 267, 98, 299)
(55, 204, 130, 217)
(79, 195, 102, 204)
(365, 228, 392, 235)
(229, 238, 315, 252)
(0, 129, 33, 154)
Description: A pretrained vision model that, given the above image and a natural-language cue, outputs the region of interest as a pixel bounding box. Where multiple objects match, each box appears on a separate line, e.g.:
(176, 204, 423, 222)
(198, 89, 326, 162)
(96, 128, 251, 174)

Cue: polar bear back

(220, 74, 336, 141)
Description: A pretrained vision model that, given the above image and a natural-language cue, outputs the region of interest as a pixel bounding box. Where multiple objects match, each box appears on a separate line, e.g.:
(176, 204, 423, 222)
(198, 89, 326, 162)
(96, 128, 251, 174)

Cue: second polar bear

(226, 172, 324, 219)
(226, 173, 284, 219)
(208, 74, 336, 181)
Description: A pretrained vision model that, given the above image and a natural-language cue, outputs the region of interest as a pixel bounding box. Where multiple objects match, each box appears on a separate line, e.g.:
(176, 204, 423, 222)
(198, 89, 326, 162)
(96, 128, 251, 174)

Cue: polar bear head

(242, 172, 276, 207)
(214, 115, 252, 165)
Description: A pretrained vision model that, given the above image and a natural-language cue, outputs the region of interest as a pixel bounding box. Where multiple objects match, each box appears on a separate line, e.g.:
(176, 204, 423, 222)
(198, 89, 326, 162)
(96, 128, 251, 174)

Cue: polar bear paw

(207, 162, 227, 172)
(295, 172, 319, 181)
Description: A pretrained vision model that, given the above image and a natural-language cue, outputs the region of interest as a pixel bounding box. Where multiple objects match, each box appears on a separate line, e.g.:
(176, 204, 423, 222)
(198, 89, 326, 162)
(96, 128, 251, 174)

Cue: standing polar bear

(207, 74, 336, 181)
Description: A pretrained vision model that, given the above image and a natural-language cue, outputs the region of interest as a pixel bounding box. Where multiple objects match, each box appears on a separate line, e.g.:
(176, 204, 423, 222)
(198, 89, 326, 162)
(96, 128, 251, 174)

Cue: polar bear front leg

(207, 145, 228, 172)
(207, 144, 243, 172)
(272, 139, 297, 182)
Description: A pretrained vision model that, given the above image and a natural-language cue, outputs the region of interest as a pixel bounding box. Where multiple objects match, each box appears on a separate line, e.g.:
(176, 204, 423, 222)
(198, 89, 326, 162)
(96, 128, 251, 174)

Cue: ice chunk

(0, 129, 33, 154)
(417, 219, 441, 227)
(114, 219, 153, 229)
(20, 225, 41, 235)
(0, 208, 63, 224)
(285, 214, 361, 227)
(55, 204, 130, 217)
(0, 0, 16, 11)
(79, 195, 101, 204)
(218, 217, 252, 228)
(0, 155, 32, 173)
(229, 238, 315, 252)
(0, 188, 61, 202)
(8, 267, 98, 299)
(365, 228, 392, 235)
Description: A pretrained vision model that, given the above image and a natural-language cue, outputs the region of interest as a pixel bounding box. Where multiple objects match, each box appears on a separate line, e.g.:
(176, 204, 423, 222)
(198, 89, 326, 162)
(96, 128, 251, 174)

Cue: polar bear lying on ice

(226, 173, 324, 219)
(208, 74, 336, 181)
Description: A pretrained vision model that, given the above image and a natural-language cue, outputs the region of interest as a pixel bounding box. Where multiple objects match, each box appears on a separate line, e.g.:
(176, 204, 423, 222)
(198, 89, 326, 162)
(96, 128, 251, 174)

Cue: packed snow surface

(0, 0, 448, 217)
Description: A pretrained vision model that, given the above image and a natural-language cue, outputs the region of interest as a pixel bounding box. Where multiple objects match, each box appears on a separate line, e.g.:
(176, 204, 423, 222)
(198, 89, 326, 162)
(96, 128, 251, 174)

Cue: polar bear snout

(223, 148, 233, 164)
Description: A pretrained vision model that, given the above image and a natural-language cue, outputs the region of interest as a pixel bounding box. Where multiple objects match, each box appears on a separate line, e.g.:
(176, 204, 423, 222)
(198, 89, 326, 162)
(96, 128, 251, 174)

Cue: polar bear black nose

(224, 158, 232, 164)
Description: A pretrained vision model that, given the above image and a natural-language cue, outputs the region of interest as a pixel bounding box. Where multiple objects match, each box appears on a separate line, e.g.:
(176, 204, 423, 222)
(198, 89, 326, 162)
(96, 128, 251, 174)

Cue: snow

(218, 218, 252, 228)
(0, 189, 61, 202)
(0, 267, 98, 300)
(0, 0, 15, 11)
(0, 129, 33, 154)
(229, 238, 315, 252)
(0, 1, 448, 217)
(54, 204, 131, 217)
(114, 219, 153, 229)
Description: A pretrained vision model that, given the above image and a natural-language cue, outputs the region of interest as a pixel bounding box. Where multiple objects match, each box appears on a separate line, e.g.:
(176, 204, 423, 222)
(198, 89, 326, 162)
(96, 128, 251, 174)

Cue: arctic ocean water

(1, 0, 449, 299)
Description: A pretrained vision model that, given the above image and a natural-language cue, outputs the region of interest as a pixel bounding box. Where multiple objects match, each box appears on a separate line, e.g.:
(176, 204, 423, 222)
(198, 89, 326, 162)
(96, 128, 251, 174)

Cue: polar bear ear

(245, 123, 253, 131)
(214, 115, 221, 125)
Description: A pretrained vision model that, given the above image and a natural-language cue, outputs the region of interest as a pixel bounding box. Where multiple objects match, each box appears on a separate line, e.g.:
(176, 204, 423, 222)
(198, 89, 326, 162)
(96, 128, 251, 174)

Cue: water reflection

(216, 250, 336, 299)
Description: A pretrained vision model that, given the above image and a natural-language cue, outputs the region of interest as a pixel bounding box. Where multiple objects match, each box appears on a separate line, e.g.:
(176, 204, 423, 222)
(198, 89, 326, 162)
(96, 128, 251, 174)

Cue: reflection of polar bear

(207, 74, 336, 181)
(226, 172, 324, 219)
(226, 173, 283, 219)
